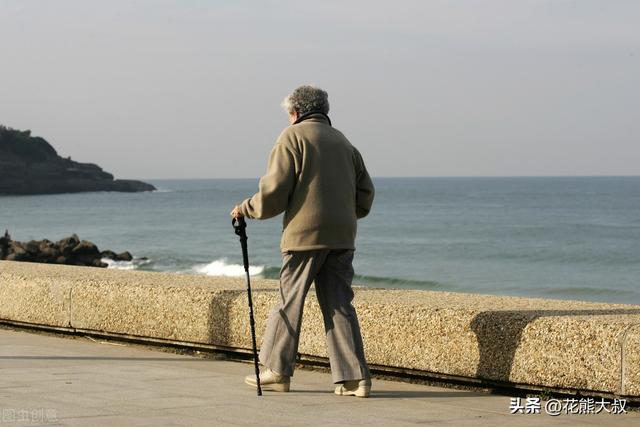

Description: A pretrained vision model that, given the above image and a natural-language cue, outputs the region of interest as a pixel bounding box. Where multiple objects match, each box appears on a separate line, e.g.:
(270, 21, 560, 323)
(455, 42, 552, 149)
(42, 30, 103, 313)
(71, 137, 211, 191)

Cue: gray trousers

(258, 249, 371, 383)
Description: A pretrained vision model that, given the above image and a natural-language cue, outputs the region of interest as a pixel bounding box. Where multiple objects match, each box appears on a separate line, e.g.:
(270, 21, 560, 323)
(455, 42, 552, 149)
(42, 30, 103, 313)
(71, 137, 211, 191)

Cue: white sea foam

(194, 258, 264, 277)
(102, 257, 151, 270)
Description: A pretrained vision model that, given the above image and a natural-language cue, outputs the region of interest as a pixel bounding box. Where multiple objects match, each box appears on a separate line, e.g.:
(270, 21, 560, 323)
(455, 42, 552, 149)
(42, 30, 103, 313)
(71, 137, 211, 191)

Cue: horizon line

(138, 174, 640, 181)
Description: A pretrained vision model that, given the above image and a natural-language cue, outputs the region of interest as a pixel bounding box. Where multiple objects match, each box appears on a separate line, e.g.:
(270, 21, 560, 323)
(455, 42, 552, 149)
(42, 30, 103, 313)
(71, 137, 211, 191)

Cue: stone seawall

(1, 260, 639, 398)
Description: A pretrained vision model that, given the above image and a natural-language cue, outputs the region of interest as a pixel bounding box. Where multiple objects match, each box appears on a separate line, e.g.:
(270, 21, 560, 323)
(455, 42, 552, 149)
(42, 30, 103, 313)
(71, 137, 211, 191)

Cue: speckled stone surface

(0, 261, 73, 327)
(622, 324, 640, 396)
(2, 260, 640, 397)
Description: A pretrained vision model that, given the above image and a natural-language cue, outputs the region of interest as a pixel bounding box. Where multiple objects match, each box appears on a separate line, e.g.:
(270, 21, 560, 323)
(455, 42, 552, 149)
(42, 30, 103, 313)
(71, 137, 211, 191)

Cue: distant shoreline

(0, 125, 156, 195)
(141, 175, 640, 181)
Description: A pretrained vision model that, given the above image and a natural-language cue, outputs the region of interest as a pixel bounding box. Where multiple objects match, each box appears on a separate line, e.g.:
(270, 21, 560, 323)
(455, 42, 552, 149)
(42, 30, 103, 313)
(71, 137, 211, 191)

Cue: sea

(1, 177, 639, 304)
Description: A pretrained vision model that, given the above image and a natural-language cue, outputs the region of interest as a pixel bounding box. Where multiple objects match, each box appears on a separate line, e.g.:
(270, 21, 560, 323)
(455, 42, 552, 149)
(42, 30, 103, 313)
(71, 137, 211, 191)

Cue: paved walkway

(0, 328, 637, 426)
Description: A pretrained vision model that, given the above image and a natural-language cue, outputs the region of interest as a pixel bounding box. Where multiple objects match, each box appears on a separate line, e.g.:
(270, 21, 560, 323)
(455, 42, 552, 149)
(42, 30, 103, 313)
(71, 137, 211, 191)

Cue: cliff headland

(0, 125, 155, 195)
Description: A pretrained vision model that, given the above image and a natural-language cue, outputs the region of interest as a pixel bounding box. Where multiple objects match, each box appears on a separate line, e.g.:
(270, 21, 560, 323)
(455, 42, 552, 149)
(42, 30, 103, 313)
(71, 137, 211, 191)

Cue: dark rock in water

(57, 234, 80, 256)
(0, 125, 156, 195)
(101, 250, 134, 263)
(72, 240, 100, 257)
(6, 251, 27, 262)
(0, 231, 139, 268)
(116, 251, 133, 261)
(112, 179, 156, 193)
(92, 259, 108, 268)
(0, 232, 11, 259)
(8, 242, 29, 261)
(38, 246, 60, 261)
(35, 239, 60, 262)
(100, 250, 118, 260)
(25, 240, 41, 255)
(71, 240, 101, 265)
(0, 230, 10, 257)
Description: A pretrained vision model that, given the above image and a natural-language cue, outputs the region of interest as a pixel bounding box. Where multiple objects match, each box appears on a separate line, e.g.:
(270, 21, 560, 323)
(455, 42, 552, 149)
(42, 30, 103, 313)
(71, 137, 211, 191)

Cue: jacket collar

(293, 111, 332, 126)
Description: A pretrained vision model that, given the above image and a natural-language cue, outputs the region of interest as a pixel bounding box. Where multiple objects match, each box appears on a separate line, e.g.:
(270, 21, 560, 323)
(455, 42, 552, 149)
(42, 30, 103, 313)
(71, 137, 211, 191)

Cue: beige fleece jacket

(238, 113, 374, 251)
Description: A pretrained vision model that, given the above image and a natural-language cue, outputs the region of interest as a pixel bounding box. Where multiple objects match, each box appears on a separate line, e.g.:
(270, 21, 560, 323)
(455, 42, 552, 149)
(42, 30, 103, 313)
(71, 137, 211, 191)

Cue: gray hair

(281, 85, 330, 116)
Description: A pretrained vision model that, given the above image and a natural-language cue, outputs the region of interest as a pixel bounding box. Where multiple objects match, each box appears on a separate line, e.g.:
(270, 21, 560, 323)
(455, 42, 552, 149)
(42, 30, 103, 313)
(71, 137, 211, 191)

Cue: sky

(1, 0, 638, 179)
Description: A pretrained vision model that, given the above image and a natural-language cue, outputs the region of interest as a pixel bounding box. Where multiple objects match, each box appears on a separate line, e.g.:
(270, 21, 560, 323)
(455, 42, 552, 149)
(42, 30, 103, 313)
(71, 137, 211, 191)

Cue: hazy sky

(1, 0, 638, 179)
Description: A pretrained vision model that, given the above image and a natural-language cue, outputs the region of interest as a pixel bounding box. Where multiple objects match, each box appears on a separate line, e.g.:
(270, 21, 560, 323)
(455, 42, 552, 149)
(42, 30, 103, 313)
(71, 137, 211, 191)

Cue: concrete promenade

(4, 261, 640, 399)
(0, 328, 638, 426)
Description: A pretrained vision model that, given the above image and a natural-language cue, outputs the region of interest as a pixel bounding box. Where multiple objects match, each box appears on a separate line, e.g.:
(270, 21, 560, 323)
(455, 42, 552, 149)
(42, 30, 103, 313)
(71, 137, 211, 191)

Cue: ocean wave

(257, 266, 444, 289)
(542, 286, 639, 298)
(102, 257, 152, 270)
(194, 258, 265, 277)
(353, 274, 444, 289)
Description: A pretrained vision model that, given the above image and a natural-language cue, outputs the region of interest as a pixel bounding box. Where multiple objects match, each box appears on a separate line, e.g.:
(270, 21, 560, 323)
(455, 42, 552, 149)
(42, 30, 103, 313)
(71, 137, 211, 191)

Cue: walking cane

(232, 216, 262, 396)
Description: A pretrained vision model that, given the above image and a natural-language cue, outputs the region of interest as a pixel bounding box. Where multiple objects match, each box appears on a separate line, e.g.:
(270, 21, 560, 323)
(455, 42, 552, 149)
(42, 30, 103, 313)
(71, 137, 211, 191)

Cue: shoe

(245, 368, 290, 392)
(334, 378, 371, 398)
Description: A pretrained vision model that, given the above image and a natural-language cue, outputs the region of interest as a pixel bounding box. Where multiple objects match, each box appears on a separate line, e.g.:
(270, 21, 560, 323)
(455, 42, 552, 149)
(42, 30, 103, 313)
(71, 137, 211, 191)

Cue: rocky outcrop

(0, 126, 156, 195)
(0, 230, 137, 268)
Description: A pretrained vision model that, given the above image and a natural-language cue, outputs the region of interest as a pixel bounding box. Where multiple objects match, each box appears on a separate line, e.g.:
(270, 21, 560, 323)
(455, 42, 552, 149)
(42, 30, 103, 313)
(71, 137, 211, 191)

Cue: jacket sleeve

(238, 141, 296, 220)
(354, 148, 375, 219)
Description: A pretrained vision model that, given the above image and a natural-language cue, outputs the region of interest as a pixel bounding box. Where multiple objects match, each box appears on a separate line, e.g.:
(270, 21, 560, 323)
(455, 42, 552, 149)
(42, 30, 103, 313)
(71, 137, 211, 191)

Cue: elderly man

(230, 85, 375, 397)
